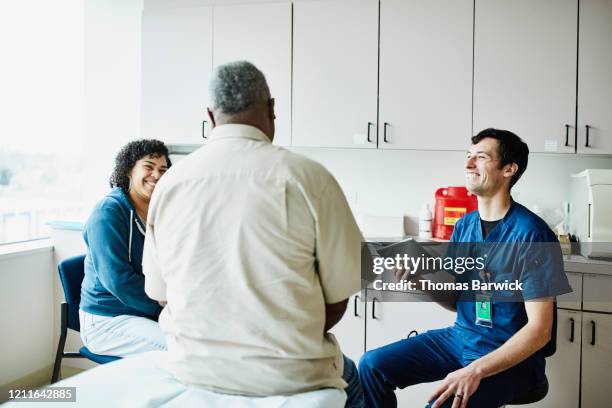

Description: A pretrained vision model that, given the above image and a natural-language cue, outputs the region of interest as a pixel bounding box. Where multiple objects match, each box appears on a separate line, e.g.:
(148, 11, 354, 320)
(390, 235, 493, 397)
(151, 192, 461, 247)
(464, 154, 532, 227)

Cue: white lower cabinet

(332, 275, 612, 408)
(581, 312, 612, 408)
(366, 298, 455, 408)
(515, 272, 612, 408)
(513, 309, 582, 408)
(330, 293, 366, 365)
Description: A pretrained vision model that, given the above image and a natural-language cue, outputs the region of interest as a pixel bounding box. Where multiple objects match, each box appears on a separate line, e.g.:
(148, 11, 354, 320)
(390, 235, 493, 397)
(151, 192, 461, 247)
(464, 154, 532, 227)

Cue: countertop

(563, 254, 612, 275)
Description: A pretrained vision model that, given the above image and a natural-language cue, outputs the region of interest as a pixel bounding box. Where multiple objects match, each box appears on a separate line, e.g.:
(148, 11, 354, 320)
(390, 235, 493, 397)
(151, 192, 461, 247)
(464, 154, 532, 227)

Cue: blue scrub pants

(359, 327, 543, 408)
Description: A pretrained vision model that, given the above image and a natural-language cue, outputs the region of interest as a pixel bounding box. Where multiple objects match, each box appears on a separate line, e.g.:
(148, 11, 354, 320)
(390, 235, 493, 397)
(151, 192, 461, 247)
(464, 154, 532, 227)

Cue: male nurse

(359, 128, 572, 408)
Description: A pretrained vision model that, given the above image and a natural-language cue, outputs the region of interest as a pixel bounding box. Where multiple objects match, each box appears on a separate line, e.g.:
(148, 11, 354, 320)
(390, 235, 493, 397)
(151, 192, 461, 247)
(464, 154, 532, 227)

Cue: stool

(501, 377, 548, 407)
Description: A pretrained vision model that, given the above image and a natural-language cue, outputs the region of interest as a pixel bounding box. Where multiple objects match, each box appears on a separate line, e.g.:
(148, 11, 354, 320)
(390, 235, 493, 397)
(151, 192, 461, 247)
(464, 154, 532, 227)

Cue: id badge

(475, 293, 492, 328)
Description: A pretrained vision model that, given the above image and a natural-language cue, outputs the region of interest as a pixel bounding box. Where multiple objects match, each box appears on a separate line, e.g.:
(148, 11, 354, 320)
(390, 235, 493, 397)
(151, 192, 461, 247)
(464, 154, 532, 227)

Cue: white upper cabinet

(213, 3, 292, 147)
(577, 0, 612, 154)
(141, 6, 213, 145)
(292, 0, 379, 148)
(379, 0, 473, 150)
(473, 0, 577, 154)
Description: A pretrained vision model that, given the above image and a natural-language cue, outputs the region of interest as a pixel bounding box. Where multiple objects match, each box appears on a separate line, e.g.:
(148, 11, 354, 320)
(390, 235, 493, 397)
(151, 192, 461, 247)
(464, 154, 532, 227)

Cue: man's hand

(429, 364, 483, 408)
(159, 300, 167, 306)
(324, 299, 348, 332)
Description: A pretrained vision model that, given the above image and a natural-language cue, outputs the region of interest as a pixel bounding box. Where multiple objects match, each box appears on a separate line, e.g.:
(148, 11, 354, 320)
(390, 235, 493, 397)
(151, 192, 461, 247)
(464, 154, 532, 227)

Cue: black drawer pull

(585, 125, 591, 147)
(366, 122, 373, 143)
(383, 122, 389, 143)
(569, 317, 574, 343)
(372, 297, 379, 320)
(591, 320, 596, 346)
(354, 295, 361, 317)
(565, 124, 570, 147)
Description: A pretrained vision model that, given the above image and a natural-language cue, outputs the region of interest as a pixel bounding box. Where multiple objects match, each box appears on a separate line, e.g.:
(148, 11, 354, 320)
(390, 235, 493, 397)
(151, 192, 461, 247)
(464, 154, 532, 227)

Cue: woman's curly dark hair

(109, 139, 172, 191)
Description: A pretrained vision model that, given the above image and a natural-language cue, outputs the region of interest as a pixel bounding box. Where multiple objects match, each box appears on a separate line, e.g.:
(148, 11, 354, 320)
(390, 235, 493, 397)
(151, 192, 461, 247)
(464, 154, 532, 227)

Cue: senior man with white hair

(142, 61, 364, 407)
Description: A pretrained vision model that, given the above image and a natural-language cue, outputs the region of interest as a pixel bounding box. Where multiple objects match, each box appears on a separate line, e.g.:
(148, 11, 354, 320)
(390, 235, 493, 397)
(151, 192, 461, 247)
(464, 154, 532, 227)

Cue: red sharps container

(432, 186, 478, 240)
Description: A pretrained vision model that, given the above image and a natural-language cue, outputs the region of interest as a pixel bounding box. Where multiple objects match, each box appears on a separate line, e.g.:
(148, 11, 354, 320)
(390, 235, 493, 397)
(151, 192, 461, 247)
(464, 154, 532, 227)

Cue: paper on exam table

(2, 352, 346, 408)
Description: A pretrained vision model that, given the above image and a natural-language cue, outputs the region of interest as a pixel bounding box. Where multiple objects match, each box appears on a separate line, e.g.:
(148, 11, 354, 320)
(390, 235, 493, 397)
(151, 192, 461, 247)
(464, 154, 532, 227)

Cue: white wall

(83, 0, 144, 211)
(292, 147, 612, 234)
(0, 247, 55, 386)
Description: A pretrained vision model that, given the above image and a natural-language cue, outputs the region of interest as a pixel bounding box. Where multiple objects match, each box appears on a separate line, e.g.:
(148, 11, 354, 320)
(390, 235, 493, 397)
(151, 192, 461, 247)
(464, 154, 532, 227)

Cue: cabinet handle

(366, 122, 373, 143)
(588, 204, 592, 239)
(372, 297, 379, 320)
(383, 122, 389, 143)
(591, 320, 596, 346)
(565, 124, 570, 147)
(569, 317, 575, 343)
(354, 295, 361, 317)
(585, 125, 591, 147)
(407, 330, 418, 338)
(202, 120, 208, 140)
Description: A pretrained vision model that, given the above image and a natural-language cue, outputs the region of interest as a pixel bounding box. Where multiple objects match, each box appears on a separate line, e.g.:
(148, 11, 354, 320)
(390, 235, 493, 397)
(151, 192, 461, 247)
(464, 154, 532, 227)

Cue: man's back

(144, 124, 362, 396)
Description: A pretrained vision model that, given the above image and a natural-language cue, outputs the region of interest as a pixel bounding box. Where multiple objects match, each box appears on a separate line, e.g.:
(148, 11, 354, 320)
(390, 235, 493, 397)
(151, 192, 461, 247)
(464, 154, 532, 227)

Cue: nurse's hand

(394, 265, 413, 283)
(428, 364, 482, 408)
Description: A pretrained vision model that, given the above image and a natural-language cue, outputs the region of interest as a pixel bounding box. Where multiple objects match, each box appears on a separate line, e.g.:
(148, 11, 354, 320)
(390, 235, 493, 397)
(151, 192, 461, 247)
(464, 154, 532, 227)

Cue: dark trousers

(358, 327, 543, 408)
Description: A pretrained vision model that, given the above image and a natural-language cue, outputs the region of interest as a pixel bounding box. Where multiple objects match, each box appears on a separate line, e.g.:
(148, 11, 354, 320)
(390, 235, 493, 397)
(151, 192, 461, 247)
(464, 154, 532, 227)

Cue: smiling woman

(78, 139, 172, 357)
(109, 140, 171, 222)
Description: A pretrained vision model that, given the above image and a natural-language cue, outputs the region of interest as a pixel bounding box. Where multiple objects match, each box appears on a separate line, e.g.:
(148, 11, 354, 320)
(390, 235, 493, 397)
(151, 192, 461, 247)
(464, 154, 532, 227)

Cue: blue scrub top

(449, 199, 572, 365)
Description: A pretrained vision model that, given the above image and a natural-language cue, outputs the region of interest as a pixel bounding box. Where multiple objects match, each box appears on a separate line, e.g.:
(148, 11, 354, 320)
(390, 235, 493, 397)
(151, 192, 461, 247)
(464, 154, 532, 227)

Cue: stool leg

(51, 303, 69, 383)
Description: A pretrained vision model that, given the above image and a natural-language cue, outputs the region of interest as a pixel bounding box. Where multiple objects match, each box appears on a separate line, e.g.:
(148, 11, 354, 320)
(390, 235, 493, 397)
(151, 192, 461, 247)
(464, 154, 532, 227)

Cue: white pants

(79, 310, 167, 357)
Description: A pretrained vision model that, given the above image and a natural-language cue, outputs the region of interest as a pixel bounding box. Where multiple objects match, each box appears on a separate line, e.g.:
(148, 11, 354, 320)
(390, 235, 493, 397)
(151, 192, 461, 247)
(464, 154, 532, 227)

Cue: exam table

(3, 351, 346, 407)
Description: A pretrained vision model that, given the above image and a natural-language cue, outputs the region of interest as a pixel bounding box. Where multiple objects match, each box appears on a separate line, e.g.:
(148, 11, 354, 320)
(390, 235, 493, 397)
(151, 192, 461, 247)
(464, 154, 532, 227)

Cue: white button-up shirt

(143, 124, 363, 396)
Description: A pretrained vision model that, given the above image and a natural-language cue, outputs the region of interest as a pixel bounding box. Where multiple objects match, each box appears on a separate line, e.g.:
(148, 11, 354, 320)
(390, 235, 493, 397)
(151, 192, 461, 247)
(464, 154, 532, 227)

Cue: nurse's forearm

(468, 322, 551, 379)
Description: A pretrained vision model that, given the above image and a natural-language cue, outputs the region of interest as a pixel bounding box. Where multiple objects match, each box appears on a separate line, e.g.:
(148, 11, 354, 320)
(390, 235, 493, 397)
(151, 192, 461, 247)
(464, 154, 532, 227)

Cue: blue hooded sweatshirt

(80, 187, 162, 319)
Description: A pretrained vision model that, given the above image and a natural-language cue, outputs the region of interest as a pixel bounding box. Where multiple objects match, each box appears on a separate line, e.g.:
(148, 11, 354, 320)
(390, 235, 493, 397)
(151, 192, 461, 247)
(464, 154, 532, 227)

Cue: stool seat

(79, 347, 121, 365)
(508, 377, 549, 405)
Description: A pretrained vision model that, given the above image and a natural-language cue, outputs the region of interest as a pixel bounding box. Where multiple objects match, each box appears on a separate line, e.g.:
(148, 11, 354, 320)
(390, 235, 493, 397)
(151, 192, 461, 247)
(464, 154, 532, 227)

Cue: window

(0, 1, 85, 244)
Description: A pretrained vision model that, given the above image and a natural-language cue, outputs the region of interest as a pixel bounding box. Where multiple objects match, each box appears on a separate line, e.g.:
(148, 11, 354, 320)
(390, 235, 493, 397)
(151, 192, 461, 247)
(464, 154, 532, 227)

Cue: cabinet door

(330, 293, 366, 365)
(213, 3, 292, 147)
(514, 309, 582, 408)
(473, 0, 577, 153)
(379, 0, 473, 150)
(292, 0, 378, 148)
(558, 272, 582, 310)
(366, 297, 455, 407)
(583, 273, 612, 313)
(581, 312, 612, 408)
(577, 0, 612, 154)
(142, 6, 213, 145)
